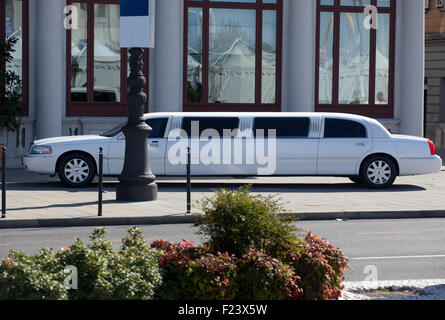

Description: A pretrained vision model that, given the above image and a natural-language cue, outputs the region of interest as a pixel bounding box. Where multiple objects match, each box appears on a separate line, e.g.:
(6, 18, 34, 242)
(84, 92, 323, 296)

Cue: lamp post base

(115, 47, 158, 202)
(116, 180, 158, 202)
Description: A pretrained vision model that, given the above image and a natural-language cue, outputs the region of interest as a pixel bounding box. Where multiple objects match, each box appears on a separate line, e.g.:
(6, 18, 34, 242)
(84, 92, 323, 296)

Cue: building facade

(0, 0, 425, 168)
(425, 0, 445, 152)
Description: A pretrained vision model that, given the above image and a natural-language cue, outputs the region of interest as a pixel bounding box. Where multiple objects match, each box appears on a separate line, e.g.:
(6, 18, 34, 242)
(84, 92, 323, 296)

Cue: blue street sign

(120, 0, 155, 48)
(121, 0, 149, 17)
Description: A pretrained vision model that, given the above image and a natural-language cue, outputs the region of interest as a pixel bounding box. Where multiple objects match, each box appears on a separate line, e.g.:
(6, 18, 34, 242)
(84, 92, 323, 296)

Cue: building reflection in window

(71, 3, 88, 102)
(93, 3, 120, 102)
(5, 0, 23, 97)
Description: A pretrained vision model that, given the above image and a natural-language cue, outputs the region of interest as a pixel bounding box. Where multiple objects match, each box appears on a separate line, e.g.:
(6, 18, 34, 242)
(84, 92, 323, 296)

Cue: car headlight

(30, 146, 53, 155)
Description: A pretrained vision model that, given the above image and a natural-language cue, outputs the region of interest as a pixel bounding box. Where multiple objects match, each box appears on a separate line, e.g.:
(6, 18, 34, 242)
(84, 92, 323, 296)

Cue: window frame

(315, 0, 396, 119)
(323, 118, 368, 139)
(66, 0, 149, 117)
(253, 117, 311, 138)
(146, 118, 169, 139)
(181, 116, 241, 137)
(1, 0, 29, 116)
(183, 0, 282, 113)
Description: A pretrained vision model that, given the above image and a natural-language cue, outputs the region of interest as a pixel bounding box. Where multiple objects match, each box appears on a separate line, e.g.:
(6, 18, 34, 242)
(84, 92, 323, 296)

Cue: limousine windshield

(101, 118, 170, 138)
(101, 123, 126, 137)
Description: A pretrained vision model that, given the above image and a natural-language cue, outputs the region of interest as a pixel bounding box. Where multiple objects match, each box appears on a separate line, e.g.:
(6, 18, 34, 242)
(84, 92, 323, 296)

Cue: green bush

(0, 185, 350, 301)
(197, 186, 300, 258)
(0, 37, 24, 132)
(0, 228, 162, 300)
(0, 249, 68, 300)
(56, 227, 162, 300)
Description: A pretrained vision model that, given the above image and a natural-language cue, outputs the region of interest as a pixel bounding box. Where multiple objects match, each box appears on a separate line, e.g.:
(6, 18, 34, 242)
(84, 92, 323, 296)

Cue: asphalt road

(1, 218, 444, 282)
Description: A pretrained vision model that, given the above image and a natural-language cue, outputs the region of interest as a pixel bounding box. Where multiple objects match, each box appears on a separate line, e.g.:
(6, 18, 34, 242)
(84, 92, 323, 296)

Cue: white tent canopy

(71, 36, 120, 96)
(319, 49, 390, 104)
(208, 39, 276, 104)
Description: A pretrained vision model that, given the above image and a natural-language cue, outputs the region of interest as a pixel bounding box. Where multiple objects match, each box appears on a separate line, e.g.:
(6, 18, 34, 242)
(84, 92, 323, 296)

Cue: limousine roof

(146, 112, 370, 121)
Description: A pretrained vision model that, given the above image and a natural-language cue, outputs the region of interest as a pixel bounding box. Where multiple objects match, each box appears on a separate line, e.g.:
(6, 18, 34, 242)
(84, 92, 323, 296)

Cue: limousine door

(164, 116, 245, 176)
(252, 117, 318, 176)
(317, 118, 373, 175)
(107, 118, 169, 176)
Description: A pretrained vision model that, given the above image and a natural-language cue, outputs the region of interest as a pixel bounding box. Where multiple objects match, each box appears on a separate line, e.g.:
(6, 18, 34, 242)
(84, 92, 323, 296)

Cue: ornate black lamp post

(116, 48, 157, 201)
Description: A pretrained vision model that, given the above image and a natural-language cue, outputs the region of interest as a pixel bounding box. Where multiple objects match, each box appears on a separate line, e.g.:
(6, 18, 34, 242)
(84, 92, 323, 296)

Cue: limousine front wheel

(58, 153, 96, 187)
(360, 156, 397, 189)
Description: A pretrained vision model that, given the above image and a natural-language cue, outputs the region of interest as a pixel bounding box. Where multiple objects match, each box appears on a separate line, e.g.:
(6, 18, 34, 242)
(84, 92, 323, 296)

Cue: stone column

(152, 0, 183, 112)
(35, 0, 65, 139)
(282, 0, 316, 113)
(397, 0, 425, 137)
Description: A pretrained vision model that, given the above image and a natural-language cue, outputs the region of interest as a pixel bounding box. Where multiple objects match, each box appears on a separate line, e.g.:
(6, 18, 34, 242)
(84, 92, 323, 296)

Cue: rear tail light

(428, 139, 437, 156)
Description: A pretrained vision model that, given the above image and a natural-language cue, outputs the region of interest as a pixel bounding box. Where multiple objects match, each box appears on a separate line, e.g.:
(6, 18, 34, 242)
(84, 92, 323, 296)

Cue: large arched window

(316, 0, 396, 118)
(1, 0, 28, 115)
(184, 0, 282, 112)
(66, 0, 149, 117)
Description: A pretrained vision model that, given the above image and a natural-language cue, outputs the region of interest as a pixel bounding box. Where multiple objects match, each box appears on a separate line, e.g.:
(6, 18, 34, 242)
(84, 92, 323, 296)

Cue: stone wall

(425, 35, 445, 151)
(425, 1, 445, 34)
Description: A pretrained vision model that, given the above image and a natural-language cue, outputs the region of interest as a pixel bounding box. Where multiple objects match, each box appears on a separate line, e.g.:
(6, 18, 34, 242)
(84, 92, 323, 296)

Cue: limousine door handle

(150, 141, 160, 146)
(355, 143, 366, 147)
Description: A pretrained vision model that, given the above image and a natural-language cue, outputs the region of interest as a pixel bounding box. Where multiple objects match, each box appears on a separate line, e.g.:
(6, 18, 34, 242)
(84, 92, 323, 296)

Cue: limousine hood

(32, 135, 111, 146)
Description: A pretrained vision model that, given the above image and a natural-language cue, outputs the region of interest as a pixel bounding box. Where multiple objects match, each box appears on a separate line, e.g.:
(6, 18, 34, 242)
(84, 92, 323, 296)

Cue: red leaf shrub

(151, 239, 236, 300)
(152, 240, 305, 300)
(151, 233, 349, 300)
(235, 249, 303, 300)
(283, 232, 349, 300)
(151, 186, 350, 301)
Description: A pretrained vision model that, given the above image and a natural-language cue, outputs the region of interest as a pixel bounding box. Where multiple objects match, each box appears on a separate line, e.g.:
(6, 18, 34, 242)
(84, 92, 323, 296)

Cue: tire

(58, 153, 96, 187)
(360, 155, 397, 189)
(349, 176, 364, 185)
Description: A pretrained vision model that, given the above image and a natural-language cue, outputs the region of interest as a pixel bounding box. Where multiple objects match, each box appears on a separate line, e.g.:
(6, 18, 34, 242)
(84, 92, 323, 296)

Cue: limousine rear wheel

(360, 155, 397, 189)
(58, 153, 96, 187)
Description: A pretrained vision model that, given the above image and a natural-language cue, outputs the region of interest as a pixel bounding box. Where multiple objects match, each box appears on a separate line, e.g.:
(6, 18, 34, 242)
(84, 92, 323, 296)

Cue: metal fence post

(187, 146, 191, 214)
(98, 147, 103, 217)
(1, 146, 6, 219)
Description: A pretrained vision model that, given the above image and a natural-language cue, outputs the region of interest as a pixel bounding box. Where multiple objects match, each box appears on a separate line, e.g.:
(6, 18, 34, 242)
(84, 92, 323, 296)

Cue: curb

(1, 210, 445, 229)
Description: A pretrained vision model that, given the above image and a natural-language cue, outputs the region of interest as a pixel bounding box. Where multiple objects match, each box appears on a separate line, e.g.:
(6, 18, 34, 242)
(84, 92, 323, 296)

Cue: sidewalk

(0, 167, 444, 229)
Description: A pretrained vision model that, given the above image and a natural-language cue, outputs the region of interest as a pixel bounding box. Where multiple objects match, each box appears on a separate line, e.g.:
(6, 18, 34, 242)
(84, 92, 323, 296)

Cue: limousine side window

(324, 119, 367, 139)
(181, 117, 240, 137)
(146, 118, 169, 139)
(253, 118, 311, 138)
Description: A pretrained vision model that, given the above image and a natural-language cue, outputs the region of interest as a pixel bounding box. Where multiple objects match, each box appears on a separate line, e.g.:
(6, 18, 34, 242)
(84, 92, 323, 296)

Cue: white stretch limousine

(23, 113, 442, 189)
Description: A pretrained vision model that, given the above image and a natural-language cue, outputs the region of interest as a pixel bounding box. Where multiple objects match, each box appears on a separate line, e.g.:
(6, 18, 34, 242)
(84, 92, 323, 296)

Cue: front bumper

(22, 153, 57, 175)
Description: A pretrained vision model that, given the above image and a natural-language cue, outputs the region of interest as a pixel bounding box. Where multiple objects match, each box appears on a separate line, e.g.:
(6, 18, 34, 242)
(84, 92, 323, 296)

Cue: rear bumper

(22, 154, 57, 175)
(398, 155, 442, 176)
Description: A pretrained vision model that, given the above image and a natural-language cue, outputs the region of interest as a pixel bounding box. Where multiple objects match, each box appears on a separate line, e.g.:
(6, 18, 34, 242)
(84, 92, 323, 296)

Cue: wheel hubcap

(65, 159, 89, 183)
(367, 161, 391, 185)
